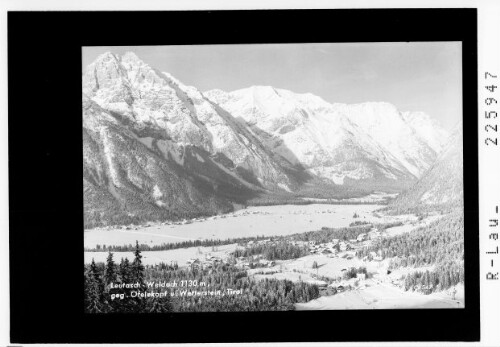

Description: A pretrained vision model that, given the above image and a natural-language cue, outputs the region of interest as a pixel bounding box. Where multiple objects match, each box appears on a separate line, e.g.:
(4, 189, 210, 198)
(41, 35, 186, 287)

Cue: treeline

(356, 211, 464, 293)
(403, 261, 464, 292)
(85, 241, 320, 313)
(380, 200, 463, 217)
(288, 222, 402, 244)
(85, 235, 271, 252)
(231, 241, 309, 261)
(248, 198, 383, 207)
(146, 263, 320, 312)
(349, 220, 371, 227)
(84, 242, 168, 313)
(356, 212, 463, 267)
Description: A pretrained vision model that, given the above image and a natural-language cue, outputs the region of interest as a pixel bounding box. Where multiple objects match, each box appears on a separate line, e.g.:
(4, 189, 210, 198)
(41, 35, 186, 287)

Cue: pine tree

(86, 279, 104, 313)
(132, 240, 145, 286)
(89, 258, 105, 298)
(148, 295, 174, 313)
(119, 258, 131, 283)
(130, 241, 146, 312)
(87, 259, 106, 313)
(84, 265, 93, 311)
(104, 252, 117, 287)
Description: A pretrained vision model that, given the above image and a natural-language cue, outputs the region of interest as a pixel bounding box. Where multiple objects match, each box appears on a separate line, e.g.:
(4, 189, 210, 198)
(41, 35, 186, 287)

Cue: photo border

(8, 9, 479, 343)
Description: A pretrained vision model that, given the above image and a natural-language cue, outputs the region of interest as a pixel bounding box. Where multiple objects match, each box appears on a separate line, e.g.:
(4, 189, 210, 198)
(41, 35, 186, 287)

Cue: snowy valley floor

(84, 203, 463, 310)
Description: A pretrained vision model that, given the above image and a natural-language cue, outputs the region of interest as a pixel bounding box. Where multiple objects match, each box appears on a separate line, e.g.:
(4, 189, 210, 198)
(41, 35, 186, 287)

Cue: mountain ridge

(82, 51, 453, 227)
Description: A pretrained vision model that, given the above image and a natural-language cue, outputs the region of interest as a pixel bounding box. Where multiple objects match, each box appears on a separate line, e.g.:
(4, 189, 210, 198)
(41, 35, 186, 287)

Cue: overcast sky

(83, 42, 462, 131)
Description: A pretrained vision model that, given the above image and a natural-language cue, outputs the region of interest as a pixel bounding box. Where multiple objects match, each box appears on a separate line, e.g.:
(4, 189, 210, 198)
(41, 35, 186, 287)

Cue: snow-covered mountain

(83, 52, 293, 190)
(83, 52, 303, 227)
(206, 86, 448, 186)
(387, 122, 463, 212)
(83, 52, 451, 227)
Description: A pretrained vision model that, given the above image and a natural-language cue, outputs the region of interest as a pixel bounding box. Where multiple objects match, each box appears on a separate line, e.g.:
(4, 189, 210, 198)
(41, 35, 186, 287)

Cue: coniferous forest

(356, 211, 464, 292)
(84, 241, 320, 313)
(231, 241, 309, 261)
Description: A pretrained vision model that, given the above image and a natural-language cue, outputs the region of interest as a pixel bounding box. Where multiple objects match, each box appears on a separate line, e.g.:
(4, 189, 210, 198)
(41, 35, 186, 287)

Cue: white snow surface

(206, 87, 449, 183)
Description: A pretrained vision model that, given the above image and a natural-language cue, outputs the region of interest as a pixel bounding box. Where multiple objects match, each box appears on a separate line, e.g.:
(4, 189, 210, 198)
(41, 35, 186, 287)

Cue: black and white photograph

(7, 7, 489, 345)
(82, 42, 465, 313)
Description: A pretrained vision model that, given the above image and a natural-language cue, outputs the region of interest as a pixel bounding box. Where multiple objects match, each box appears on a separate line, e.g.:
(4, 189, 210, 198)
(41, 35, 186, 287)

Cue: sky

(83, 42, 462, 131)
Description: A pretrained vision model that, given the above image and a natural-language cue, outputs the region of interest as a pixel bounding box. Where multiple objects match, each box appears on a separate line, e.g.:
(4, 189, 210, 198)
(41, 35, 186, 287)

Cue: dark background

(8, 9, 479, 343)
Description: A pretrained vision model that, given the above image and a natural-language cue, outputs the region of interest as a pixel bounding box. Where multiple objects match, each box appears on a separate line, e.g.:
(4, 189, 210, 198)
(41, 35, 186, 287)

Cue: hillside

(206, 87, 448, 188)
(385, 123, 463, 214)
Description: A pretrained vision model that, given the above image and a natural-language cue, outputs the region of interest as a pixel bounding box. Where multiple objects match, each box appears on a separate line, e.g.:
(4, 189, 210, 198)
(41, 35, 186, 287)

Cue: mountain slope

(385, 122, 463, 213)
(206, 87, 448, 188)
(83, 95, 261, 228)
(83, 52, 452, 227)
(83, 52, 294, 191)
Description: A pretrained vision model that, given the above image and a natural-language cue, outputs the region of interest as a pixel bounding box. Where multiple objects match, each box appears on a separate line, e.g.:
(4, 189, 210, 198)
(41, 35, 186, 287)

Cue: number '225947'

(484, 72, 498, 146)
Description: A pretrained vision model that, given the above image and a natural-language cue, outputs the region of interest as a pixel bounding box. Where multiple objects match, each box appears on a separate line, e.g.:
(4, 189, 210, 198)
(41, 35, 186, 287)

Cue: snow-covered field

(383, 213, 442, 237)
(295, 282, 464, 310)
(84, 204, 382, 248)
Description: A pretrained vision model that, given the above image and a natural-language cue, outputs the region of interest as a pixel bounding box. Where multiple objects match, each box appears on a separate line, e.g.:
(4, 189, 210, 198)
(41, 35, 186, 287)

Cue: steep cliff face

(82, 52, 298, 227)
(83, 52, 293, 191)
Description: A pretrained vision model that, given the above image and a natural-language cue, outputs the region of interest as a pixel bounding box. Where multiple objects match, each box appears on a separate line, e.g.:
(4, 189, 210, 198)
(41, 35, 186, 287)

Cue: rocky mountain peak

(82, 51, 455, 227)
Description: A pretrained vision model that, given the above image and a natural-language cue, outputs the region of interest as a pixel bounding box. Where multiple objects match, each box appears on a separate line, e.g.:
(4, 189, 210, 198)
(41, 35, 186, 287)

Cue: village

(84, 205, 464, 309)
(179, 225, 391, 298)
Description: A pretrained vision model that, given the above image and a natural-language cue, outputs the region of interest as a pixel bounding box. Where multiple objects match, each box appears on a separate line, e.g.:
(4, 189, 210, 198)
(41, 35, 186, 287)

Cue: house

(357, 273, 366, 280)
(349, 239, 357, 244)
(356, 233, 367, 242)
(335, 285, 345, 292)
(328, 247, 337, 254)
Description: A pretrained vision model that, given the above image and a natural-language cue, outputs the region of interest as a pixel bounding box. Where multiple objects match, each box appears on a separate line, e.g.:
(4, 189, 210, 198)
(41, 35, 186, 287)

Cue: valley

(85, 202, 463, 310)
(84, 203, 381, 248)
(82, 51, 464, 313)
